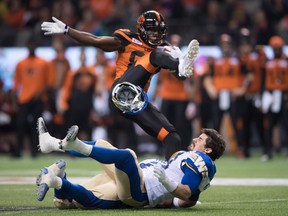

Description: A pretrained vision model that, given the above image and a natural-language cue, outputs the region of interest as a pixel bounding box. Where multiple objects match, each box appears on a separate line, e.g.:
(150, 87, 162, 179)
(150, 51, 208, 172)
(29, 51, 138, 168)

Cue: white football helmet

(112, 82, 148, 114)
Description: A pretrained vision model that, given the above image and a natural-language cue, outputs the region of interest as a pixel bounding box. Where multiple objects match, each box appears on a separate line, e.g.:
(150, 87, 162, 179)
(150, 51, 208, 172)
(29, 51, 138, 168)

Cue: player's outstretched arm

(41, 17, 122, 52)
(67, 28, 122, 52)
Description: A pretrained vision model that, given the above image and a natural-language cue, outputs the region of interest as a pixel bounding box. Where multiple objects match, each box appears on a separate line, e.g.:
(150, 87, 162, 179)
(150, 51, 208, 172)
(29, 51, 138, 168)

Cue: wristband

(64, 25, 69, 34)
(173, 198, 180, 207)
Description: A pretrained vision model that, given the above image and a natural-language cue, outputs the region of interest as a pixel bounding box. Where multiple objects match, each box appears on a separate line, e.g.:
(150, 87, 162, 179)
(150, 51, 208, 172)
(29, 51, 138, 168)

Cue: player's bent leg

(162, 132, 182, 160)
(60, 178, 127, 209)
(95, 139, 117, 180)
(114, 149, 148, 207)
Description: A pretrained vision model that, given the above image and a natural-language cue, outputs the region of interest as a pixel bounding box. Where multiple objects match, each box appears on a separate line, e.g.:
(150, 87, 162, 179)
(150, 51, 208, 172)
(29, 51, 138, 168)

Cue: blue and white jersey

(139, 151, 216, 207)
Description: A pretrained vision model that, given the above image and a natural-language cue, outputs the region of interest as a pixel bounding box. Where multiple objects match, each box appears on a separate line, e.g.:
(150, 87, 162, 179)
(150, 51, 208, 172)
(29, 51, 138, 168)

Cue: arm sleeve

(180, 158, 202, 197)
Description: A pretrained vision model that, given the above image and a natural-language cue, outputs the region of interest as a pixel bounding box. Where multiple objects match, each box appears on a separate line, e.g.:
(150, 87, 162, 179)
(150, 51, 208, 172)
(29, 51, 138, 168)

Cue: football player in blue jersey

(36, 117, 226, 209)
(41, 10, 200, 160)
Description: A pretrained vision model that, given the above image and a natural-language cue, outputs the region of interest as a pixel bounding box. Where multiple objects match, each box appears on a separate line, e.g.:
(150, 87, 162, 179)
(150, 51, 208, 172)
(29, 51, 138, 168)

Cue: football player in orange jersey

(207, 34, 252, 159)
(41, 10, 199, 160)
(262, 36, 288, 161)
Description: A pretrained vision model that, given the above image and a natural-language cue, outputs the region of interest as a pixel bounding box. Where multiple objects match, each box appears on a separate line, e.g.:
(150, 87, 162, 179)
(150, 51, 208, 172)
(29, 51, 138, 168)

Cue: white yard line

(211, 178, 288, 186)
(198, 198, 288, 205)
(0, 177, 288, 185)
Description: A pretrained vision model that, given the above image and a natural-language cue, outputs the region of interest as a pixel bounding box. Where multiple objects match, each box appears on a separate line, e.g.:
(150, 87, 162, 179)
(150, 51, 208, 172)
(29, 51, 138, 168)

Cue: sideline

(0, 177, 288, 186)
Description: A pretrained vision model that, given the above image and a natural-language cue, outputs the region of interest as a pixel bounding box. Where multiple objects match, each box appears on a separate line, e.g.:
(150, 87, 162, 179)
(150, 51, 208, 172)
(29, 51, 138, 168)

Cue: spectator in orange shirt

(47, 38, 71, 138)
(12, 38, 50, 158)
(236, 38, 265, 159)
(209, 34, 252, 159)
(58, 47, 97, 140)
(262, 36, 288, 160)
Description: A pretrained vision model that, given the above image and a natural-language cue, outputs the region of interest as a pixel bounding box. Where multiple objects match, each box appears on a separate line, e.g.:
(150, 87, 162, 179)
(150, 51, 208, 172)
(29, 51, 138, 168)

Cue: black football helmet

(137, 10, 167, 47)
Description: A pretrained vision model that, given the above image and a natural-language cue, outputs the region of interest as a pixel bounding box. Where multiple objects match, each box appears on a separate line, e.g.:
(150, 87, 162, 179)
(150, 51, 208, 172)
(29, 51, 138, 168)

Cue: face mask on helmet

(137, 10, 167, 47)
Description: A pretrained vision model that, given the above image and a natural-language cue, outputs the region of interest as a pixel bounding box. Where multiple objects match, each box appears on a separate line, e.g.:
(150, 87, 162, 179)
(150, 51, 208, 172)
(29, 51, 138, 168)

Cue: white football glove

(153, 164, 178, 192)
(41, 17, 69, 35)
(164, 46, 184, 59)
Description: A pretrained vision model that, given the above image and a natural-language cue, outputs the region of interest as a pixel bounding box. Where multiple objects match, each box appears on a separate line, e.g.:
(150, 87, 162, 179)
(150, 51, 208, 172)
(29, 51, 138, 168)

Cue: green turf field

(0, 153, 288, 216)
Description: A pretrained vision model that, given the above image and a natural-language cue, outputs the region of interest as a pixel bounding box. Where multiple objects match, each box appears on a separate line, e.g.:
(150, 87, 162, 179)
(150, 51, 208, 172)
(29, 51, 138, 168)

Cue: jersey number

(128, 51, 145, 67)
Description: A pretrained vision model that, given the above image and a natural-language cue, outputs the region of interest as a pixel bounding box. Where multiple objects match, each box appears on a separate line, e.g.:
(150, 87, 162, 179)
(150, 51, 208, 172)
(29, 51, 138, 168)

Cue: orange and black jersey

(157, 69, 191, 101)
(112, 29, 165, 91)
(211, 57, 242, 90)
(245, 53, 264, 93)
(265, 59, 288, 91)
(13, 56, 50, 104)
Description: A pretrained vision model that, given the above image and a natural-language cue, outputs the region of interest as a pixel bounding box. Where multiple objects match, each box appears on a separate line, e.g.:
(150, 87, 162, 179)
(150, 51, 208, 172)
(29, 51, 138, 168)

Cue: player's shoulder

(113, 29, 138, 40)
(186, 151, 216, 172)
(113, 28, 144, 49)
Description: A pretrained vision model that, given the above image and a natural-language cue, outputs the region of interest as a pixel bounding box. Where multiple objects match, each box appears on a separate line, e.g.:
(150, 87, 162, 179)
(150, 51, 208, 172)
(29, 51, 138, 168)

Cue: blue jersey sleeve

(180, 158, 202, 196)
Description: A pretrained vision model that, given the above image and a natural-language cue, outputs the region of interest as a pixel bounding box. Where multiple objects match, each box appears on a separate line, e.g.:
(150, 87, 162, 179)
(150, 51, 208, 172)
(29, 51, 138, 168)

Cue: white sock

(52, 176, 63, 190)
(62, 138, 92, 156)
(42, 171, 63, 189)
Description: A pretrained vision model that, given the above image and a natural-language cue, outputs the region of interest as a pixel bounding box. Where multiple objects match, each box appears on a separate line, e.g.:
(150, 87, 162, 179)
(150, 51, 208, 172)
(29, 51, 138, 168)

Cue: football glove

(153, 164, 178, 192)
(163, 46, 184, 59)
(41, 17, 69, 35)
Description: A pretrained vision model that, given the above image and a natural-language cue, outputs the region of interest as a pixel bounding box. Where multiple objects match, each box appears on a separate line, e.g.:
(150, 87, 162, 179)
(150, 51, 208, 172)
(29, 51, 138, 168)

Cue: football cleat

(36, 168, 53, 201)
(59, 125, 79, 150)
(37, 117, 64, 153)
(37, 117, 48, 134)
(36, 160, 66, 187)
(178, 39, 199, 78)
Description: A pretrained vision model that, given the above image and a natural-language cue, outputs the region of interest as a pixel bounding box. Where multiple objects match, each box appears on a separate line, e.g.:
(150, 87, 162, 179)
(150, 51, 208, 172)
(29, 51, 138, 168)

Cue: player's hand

(164, 46, 184, 59)
(153, 164, 166, 181)
(153, 164, 178, 192)
(41, 17, 69, 35)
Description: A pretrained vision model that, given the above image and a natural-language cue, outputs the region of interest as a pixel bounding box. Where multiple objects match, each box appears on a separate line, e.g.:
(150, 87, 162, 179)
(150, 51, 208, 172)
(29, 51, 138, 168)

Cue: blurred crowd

(0, 0, 288, 160)
(0, 0, 287, 47)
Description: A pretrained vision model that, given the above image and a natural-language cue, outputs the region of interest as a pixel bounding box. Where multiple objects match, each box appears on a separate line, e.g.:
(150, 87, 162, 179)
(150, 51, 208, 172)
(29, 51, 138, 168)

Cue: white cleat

(49, 159, 66, 178)
(178, 39, 199, 78)
(36, 166, 60, 201)
(59, 125, 79, 150)
(36, 168, 50, 201)
(36, 160, 66, 187)
(37, 117, 64, 153)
